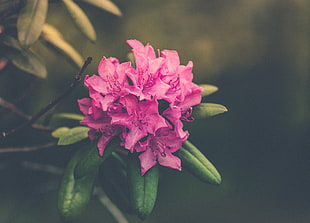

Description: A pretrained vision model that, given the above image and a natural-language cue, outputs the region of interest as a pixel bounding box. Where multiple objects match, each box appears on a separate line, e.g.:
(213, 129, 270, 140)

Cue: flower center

(181, 107, 194, 122)
(105, 73, 122, 95)
(131, 113, 148, 130)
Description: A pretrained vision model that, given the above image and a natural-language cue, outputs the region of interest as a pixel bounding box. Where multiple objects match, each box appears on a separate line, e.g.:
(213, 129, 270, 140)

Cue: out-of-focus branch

(1, 56, 92, 139)
(94, 187, 129, 223)
(0, 141, 56, 153)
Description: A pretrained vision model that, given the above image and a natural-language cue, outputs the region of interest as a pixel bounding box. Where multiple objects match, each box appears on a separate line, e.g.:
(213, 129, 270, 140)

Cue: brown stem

(1, 57, 92, 139)
(0, 141, 57, 153)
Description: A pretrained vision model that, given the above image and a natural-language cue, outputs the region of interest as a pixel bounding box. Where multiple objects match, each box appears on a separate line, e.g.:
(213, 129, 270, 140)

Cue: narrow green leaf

(128, 154, 159, 220)
(176, 140, 221, 185)
(3, 36, 47, 78)
(61, 0, 96, 42)
(17, 0, 48, 47)
(74, 138, 119, 179)
(53, 112, 84, 121)
(199, 84, 219, 97)
(193, 103, 228, 119)
(77, 0, 122, 16)
(58, 147, 97, 220)
(57, 126, 89, 145)
(51, 127, 70, 138)
(41, 24, 84, 68)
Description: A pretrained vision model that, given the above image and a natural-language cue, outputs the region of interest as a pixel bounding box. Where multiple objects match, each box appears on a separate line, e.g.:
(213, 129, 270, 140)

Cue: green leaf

(3, 36, 47, 78)
(56, 126, 89, 145)
(51, 127, 70, 138)
(58, 147, 98, 220)
(53, 112, 84, 121)
(199, 84, 218, 97)
(74, 138, 119, 179)
(77, 0, 122, 16)
(176, 140, 221, 185)
(61, 0, 96, 42)
(193, 103, 228, 119)
(128, 154, 159, 220)
(41, 24, 84, 68)
(17, 0, 48, 47)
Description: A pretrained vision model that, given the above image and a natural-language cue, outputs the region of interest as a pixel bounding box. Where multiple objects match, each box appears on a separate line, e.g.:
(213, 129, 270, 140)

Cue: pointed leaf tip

(200, 84, 219, 97)
(193, 103, 228, 119)
(176, 141, 222, 185)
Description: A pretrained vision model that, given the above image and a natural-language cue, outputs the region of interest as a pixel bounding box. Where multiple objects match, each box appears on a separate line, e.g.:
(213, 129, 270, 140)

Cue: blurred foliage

(0, 0, 310, 222)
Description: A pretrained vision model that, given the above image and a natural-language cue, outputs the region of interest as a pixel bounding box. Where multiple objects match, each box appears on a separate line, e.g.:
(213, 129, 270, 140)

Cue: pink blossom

(136, 128, 187, 175)
(78, 39, 203, 174)
(109, 94, 168, 152)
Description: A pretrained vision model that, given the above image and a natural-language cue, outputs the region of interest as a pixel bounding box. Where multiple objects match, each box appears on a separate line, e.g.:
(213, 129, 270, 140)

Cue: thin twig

(0, 96, 31, 119)
(0, 141, 57, 153)
(94, 187, 129, 223)
(1, 57, 92, 139)
(21, 161, 63, 175)
(0, 97, 54, 131)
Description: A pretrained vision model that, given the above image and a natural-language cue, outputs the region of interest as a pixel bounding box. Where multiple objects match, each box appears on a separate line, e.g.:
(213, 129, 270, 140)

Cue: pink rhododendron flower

(78, 39, 203, 175)
(110, 94, 168, 151)
(135, 128, 187, 175)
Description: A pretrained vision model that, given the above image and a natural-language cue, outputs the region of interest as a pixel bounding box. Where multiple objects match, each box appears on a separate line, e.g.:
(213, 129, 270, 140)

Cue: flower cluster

(78, 40, 202, 175)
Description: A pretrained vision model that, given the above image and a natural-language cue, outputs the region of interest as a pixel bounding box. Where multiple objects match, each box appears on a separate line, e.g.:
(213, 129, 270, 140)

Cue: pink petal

(157, 149, 181, 171)
(139, 148, 157, 175)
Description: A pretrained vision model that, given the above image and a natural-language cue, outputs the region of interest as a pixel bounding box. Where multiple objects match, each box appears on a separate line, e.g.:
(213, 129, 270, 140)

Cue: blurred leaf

(51, 127, 70, 138)
(193, 103, 228, 119)
(61, 0, 96, 42)
(128, 153, 158, 220)
(2, 36, 47, 78)
(54, 126, 89, 145)
(17, 0, 48, 47)
(53, 112, 84, 121)
(199, 84, 218, 97)
(77, 0, 122, 16)
(176, 140, 221, 185)
(41, 23, 84, 68)
(58, 146, 98, 220)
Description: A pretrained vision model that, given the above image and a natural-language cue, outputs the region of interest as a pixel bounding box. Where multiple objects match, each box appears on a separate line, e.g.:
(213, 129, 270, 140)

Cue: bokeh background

(1, 0, 309, 222)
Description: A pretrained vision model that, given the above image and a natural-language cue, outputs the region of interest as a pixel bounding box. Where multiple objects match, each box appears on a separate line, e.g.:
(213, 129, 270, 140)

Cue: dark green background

(1, 0, 309, 222)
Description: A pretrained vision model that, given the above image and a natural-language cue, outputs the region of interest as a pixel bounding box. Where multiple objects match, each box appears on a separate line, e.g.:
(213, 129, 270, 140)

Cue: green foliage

(41, 24, 84, 68)
(61, 0, 96, 42)
(128, 153, 159, 220)
(77, 0, 122, 16)
(52, 126, 89, 145)
(2, 36, 47, 78)
(74, 138, 119, 179)
(176, 140, 221, 185)
(58, 146, 98, 221)
(193, 103, 228, 119)
(200, 84, 219, 97)
(0, 0, 121, 77)
(53, 113, 85, 121)
(17, 0, 48, 47)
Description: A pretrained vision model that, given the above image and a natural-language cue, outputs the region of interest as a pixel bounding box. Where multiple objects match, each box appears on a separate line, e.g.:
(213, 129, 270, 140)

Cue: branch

(94, 187, 129, 223)
(1, 57, 92, 139)
(0, 141, 56, 153)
